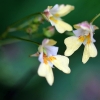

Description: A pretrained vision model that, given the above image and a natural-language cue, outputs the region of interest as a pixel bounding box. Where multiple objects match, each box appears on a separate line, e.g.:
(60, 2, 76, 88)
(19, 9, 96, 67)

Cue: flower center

(43, 53, 56, 64)
(86, 33, 91, 44)
(54, 13, 59, 17)
(78, 33, 91, 44)
(78, 36, 85, 42)
(49, 17, 58, 23)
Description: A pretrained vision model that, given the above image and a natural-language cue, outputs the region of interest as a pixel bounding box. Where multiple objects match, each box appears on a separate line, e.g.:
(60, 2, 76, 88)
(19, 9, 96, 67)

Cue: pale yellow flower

(33, 39, 71, 85)
(43, 4, 74, 33)
(64, 21, 98, 63)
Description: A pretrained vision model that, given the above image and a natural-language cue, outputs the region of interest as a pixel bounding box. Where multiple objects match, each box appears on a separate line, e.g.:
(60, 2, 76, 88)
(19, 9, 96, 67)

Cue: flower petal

(82, 43, 97, 64)
(64, 36, 82, 56)
(79, 21, 90, 31)
(38, 63, 54, 86)
(38, 52, 43, 63)
(50, 19, 73, 33)
(51, 55, 71, 74)
(82, 45, 89, 64)
(74, 21, 90, 31)
(73, 28, 86, 37)
(42, 39, 49, 45)
(47, 39, 57, 45)
(42, 38, 57, 46)
(56, 5, 74, 17)
(74, 24, 81, 29)
(45, 46, 58, 56)
(50, 4, 59, 15)
(88, 43, 97, 57)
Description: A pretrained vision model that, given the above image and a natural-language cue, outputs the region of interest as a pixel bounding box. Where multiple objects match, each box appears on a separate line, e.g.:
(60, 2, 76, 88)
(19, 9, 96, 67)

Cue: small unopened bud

(43, 26, 55, 37)
(33, 16, 44, 23)
(26, 24, 38, 34)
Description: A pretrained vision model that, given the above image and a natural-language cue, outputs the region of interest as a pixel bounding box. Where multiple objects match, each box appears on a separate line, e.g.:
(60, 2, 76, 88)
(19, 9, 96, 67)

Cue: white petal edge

(51, 55, 71, 74)
(38, 63, 54, 86)
(38, 52, 43, 63)
(64, 36, 82, 56)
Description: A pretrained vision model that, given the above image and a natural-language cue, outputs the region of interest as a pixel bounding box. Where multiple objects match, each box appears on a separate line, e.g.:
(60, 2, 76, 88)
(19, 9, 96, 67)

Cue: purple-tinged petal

(45, 46, 59, 56)
(42, 39, 49, 46)
(38, 52, 43, 63)
(90, 32, 96, 43)
(79, 21, 90, 30)
(73, 29, 85, 37)
(50, 4, 59, 14)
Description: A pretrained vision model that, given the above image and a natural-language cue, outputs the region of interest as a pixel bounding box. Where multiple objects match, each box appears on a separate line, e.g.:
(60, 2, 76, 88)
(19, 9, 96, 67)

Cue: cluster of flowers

(32, 4, 99, 86)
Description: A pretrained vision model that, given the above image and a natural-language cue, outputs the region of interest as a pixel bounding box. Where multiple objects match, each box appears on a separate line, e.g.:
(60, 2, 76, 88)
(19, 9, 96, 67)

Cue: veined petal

(82, 43, 97, 64)
(64, 36, 82, 56)
(38, 63, 54, 86)
(50, 17, 72, 33)
(51, 55, 71, 74)
(56, 5, 74, 17)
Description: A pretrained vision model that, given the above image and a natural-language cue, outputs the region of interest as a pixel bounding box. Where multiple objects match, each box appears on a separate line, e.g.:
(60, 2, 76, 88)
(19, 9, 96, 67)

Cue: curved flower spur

(31, 39, 71, 86)
(64, 21, 99, 64)
(43, 4, 74, 33)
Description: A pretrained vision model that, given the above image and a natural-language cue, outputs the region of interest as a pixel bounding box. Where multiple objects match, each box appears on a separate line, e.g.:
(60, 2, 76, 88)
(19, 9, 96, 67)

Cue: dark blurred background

(0, 0, 100, 100)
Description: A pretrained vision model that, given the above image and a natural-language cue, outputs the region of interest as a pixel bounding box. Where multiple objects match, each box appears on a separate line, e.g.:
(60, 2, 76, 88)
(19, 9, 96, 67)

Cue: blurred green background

(0, 0, 100, 100)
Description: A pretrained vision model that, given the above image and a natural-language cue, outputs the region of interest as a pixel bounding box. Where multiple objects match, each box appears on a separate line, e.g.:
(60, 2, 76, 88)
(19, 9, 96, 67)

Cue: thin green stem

(1, 12, 42, 38)
(8, 35, 40, 46)
(10, 12, 41, 27)
(91, 13, 100, 23)
(0, 34, 43, 46)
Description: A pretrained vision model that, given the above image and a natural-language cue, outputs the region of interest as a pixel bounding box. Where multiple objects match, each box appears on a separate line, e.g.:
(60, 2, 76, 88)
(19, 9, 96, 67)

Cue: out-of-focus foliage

(0, 0, 100, 100)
